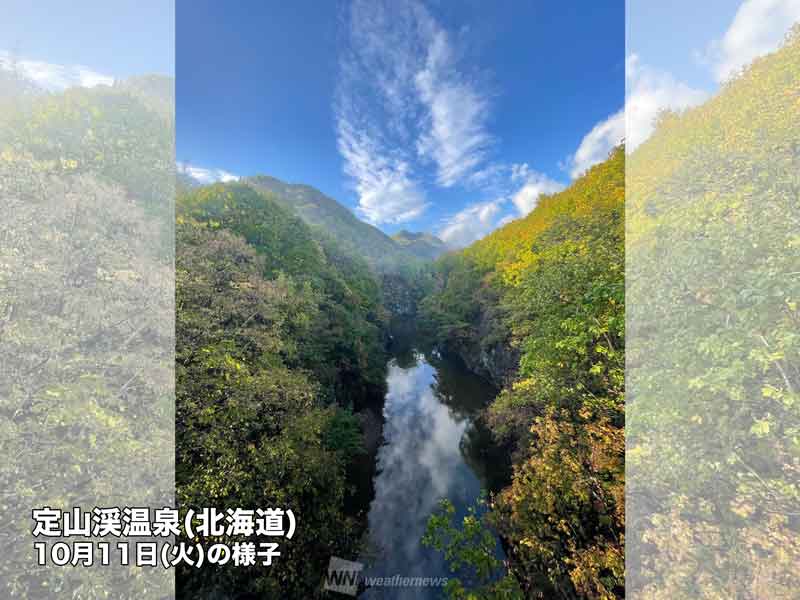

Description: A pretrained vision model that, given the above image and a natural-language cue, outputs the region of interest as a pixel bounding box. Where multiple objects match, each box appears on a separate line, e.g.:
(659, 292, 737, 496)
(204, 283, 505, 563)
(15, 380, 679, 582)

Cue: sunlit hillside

(422, 147, 625, 598)
(626, 25, 800, 600)
(247, 175, 433, 273)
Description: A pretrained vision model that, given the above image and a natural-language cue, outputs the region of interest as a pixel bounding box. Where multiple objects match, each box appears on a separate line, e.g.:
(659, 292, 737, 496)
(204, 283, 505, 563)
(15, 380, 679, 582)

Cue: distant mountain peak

(246, 174, 443, 271)
(181, 173, 449, 268)
(391, 230, 447, 260)
(393, 230, 443, 243)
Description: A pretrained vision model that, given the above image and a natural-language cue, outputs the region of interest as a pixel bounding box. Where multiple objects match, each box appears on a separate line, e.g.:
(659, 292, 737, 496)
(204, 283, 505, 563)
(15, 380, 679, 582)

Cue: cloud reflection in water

(361, 353, 493, 599)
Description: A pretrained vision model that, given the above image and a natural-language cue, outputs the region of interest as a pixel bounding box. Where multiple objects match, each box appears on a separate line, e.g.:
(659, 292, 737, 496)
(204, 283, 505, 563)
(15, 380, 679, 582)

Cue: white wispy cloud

(706, 0, 800, 82)
(415, 28, 493, 187)
(565, 109, 625, 179)
(179, 163, 239, 184)
(0, 50, 114, 91)
(571, 0, 799, 167)
(510, 162, 532, 183)
(624, 55, 708, 152)
(438, 165, 564, 247)
(438, 197, 507, 248)
(510, 170, 564, 214)
(336, 117, 428, 223)
(467, 162, 507, 189)
(335, 0, 493, 224)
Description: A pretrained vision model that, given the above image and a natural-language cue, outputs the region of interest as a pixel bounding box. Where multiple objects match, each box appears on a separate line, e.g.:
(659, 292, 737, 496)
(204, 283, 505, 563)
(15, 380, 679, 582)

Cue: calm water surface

(358, 347, 506, 599)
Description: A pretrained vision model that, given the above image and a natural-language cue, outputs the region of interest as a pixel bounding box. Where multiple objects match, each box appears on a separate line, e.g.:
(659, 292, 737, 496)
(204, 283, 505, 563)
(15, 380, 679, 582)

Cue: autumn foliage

(626, 26, 800, 599)
(422, 148, 625, 598)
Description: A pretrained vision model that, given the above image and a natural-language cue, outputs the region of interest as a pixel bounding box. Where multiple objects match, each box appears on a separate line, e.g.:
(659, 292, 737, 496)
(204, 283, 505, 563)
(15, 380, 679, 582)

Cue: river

(356, 335, 508, 599)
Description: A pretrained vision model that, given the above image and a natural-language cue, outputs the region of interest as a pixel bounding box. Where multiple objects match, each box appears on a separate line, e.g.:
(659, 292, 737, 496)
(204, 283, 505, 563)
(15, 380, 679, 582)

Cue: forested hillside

(422, 148, 625, 598)
(0, 80, 174, 221)
(626, 28, 800, 599)
(175, 182, 388, 597)
(1, 76, 175, 596)
(247, 175, 434, 273)
(392, 229, 448, 261)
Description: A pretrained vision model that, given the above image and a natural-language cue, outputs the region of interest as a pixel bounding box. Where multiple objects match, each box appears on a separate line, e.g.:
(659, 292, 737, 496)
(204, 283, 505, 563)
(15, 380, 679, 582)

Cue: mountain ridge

(245, 174, 446, 271)
(391, 229, 448, 261)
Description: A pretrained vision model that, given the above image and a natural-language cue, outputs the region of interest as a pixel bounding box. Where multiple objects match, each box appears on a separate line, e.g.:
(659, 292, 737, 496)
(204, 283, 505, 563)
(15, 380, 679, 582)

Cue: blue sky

(177, 0, 625, 245)
(627, 1, 742, 90)
(3, 1, 797, 246)
(623, 0, 799, 152)
(0, 1, 174, 79)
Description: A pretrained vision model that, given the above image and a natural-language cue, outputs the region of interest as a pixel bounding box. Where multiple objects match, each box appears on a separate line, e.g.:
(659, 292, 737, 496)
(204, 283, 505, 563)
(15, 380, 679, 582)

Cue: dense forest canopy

(246, 175, 446, 273)
(421, 148, 625, 599)
(8, 26, 797, 600)
(175, 181, 388, 596)
(1, 75, 175, 597)
(626, 26, 800, 599)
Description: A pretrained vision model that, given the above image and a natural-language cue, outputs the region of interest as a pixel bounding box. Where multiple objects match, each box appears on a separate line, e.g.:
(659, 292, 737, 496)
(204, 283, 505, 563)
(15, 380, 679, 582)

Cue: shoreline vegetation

(176, 182, 387, 596)
(4, 24, 796, 600)
(421, 148, 625, 599)
(174, 144, 624, 598)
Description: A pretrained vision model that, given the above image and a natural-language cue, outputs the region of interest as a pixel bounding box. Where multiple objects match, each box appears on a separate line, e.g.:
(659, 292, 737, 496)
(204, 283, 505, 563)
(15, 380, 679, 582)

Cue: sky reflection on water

(360, 352, 501, 599)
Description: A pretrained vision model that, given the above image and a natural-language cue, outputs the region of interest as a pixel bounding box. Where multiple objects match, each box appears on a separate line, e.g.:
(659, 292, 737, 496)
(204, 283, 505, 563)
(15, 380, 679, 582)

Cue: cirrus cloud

(415, 28, 493, 187)
(437, 197, 506, 248)
(335, 0, 493, 224)
(336, 117, 428, 224)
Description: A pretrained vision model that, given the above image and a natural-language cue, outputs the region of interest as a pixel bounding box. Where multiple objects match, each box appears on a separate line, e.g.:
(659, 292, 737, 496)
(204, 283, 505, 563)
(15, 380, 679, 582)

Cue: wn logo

(323, 556, 364, 596)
